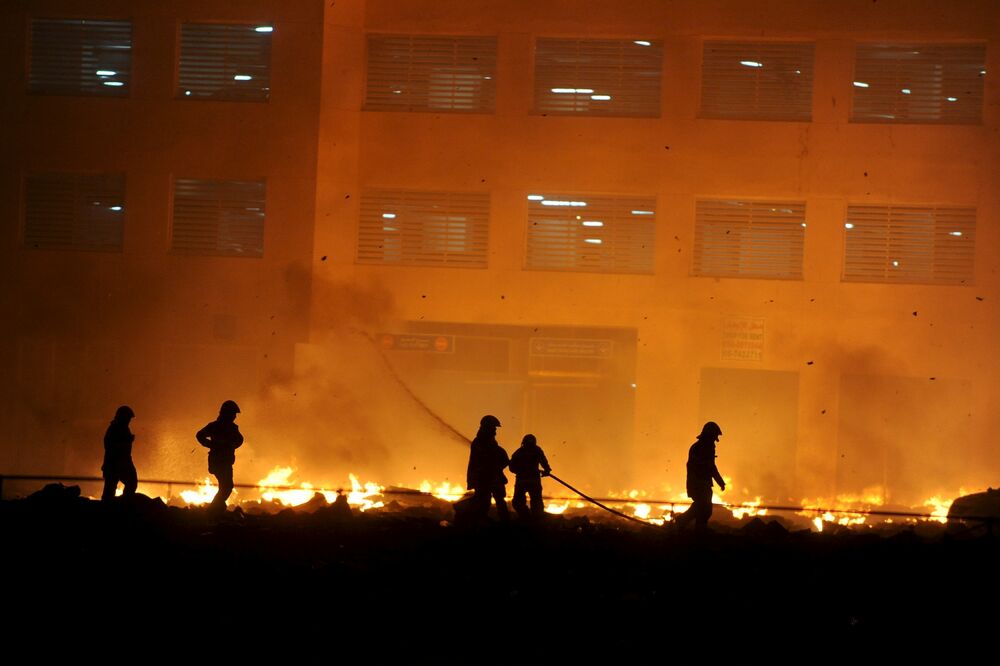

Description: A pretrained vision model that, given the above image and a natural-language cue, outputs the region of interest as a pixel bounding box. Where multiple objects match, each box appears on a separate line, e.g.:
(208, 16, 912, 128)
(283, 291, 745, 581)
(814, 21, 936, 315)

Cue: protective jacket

(509, 446, 551, 481)
(196, 420, 244, 473)
(467, 431, 509, 490)
(102, 420, 135, 474)
(685, 438, 724, 493)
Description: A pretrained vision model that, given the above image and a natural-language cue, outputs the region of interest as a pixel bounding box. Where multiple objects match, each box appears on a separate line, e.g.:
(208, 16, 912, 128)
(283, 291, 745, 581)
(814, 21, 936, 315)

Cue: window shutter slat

(358, 190, 490, 267)
(525, 194, 655, 274)
(178, 23, 272, 102)
(365, 35, 497, 113)
(700, 41, 814, 121)
(29, 18, 132, 96)
(24, 173, 125, 251)
(694, 200, 805, 279)
(172, 179, 266, 257)
(851, 44, 985, 124)
(843, 204, 975, 284)
(533, 38, 662, 118)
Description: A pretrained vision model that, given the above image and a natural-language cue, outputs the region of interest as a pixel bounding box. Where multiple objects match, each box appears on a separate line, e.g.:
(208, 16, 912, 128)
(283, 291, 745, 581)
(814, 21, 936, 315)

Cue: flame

(730, 497, 768, 520)
(164, 470, 974, 529)
(419, 480, 465, 501)
(259, 466, 330, 506)
(346, 473, 384, 512)
(180, 477, 224, 505)
(544, 501, 570, 514)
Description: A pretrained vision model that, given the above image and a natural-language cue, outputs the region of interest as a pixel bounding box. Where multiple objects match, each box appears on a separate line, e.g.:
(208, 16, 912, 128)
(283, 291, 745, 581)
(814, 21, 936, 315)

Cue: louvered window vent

(358, 190, 490, 267)
(851, 44, 985, 124)
(178, 23, 273, 101)
(534, 38, 662, 117)
(365, 35, 497, 112)
(24, 173, 125, 251)
(694, 199, 806, 279)
(172, 178, 266, 257)
(526, 193, 655, 274)
(29, 18, 131, 96)
(843, 205, 975, 284)
(700, 41, 814, 121)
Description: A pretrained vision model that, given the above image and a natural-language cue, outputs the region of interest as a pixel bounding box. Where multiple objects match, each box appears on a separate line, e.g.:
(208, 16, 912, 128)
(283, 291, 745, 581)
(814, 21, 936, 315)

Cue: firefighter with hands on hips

(196, 400, 244, 514)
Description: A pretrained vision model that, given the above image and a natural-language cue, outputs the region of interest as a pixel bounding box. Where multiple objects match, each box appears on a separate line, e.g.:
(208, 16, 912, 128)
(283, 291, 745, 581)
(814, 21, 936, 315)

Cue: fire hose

(546, 472, 653, 526)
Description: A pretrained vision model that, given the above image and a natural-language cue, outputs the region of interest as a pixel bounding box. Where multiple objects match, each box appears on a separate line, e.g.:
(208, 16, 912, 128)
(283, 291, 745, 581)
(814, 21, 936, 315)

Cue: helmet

(521, 434, 537, 447)
(115, 405, 135, 420)
(480, 414, 501, 428)
(699, 421, 722, 439)
(220, 400, 241, 415)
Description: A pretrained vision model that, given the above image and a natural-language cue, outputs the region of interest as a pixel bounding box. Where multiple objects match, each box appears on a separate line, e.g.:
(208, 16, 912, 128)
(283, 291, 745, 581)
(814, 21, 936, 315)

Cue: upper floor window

(700, 41, 814, 121)
(29, 18, 131, 96)
(525, 193, 656, 274)
(358, 190, 490, 268)
(534, 38, 662, 117)
(24, 172, 125, 251)
(693, 199, 806, 279)
(842, 204, 975, 284)
(171, 178, 266, 257)
(365, 35, 497, 113)
(851, 44, 985, 124)
(178, 23, 273, 101)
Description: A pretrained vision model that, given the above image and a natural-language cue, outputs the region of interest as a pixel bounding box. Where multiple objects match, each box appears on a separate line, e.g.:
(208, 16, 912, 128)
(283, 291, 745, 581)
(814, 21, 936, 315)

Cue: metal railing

(2, 473, 994, 529)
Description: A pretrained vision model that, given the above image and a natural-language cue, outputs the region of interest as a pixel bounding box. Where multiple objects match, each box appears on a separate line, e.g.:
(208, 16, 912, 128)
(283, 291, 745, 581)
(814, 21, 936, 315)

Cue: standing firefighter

(101, 405, 138, 502)
(196, 400, 244, 514)
(466, 414, 510, 521)
(674, 421, 726, 531)
(509, 434, 551, 521)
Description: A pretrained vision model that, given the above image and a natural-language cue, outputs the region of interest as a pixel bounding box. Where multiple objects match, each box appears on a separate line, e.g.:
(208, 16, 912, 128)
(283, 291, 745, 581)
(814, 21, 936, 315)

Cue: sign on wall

(721, 317, 765, 361)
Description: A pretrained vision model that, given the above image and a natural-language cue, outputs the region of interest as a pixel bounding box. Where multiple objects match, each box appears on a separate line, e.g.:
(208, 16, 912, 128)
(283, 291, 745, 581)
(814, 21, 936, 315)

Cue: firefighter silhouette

(196, 400, 244, 513)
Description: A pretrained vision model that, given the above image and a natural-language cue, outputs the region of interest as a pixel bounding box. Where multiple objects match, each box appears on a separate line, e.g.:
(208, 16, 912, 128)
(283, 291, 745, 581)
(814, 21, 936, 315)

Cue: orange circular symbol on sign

(380, 334, 395, 349)
(434, 336, 450, 352)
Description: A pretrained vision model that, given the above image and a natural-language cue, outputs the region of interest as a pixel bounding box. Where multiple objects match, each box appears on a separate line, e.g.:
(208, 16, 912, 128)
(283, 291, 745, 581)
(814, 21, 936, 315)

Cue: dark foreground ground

(3, 487, 998, 655)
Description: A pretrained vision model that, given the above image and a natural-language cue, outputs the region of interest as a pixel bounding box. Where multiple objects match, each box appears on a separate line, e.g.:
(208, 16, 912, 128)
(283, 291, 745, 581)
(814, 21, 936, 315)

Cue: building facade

(2, 0, 997, 504)
(314, 0, 1000, 502)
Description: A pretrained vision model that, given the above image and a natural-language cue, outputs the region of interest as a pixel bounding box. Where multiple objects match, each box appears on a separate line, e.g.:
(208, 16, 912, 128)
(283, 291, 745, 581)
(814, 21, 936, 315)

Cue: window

(24, 173, 125, 251)
(534, 38, 662, 117)
(365, 35, 497, 112)
(358, 190, 490, 267)
(700, 41, 814, 121)
(171, 179, 266, 257)
(178, 23, 273, 101)
(851, 44, 985, 123)
(29, 18, 131, 96)
(842, 205, 975, 284)
(693, 200, 806, 279)
(525, 193, 655, 274)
